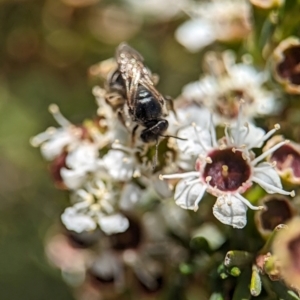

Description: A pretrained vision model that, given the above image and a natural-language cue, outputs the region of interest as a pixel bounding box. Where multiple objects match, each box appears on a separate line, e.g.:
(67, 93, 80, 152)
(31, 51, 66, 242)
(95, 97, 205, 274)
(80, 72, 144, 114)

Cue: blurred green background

(0, 0, 201, 299)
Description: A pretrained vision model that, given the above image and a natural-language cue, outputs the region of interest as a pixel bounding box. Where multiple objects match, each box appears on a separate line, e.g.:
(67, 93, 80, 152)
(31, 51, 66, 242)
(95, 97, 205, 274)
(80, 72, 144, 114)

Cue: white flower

(30, 104, 83, 161)
(61, 180, 129, 234)
(178, 52, 278, 124)
(98, 213, 129, 235)
(176, 0, 251, 52)
(60, 142, 103, 190)
(31, 103, 114, 162)
(119, 183, 143, 210)
(162, 119, 294, 228)
(103, 141, 145, 181)
(61, 204, 97, 233)
(124, 0, 186, 20)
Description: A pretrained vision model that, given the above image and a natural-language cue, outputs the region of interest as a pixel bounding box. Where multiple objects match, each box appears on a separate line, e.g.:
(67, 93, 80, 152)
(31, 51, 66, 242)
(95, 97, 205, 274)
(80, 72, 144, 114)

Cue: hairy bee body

(107, 43, 169, 143)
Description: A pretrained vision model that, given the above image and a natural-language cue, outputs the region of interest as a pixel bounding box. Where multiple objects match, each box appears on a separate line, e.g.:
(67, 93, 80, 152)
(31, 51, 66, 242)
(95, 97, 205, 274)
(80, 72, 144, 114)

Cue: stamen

(254, 162, 276, 170)
(252, 176, 295, 196)
(205, 176, 212, 183)
(193, 185, 207, 212)
(251, 140, 288, 166)
(238, 123, 250, 145)
(192, 123, 210, 151)
(184, 178, 201, 186)
(133, 170, 141, 178)
(209, 114, 218, 147)
(234, 102, 243, 145)
(48, 104, 71, 127)
(222, 165, 229, 177)
(205, 157, 212, 164)
(235, 193, 264, 210)
(248, 124, 281, 149)
(161, 172, 199, 180)
(30, 128, 56, 146)
(224, 124, 232, 145)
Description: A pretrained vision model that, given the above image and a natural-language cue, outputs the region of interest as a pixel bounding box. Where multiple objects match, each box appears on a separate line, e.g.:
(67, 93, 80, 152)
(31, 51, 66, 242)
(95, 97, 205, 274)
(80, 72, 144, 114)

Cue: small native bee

(106, 43, 169, 144)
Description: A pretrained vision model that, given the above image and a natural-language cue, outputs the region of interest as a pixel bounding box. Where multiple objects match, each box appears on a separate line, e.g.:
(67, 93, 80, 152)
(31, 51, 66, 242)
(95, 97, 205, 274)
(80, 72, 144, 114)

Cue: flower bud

(255, 194, 296, 238)
(272, 217, 300, 289)
(264, 135, 300, 185)
(272, 37, 300, 94)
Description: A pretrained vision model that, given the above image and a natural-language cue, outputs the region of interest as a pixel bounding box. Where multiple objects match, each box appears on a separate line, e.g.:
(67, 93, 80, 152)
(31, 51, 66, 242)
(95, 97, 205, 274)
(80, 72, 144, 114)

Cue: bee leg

(152, 140, 159, 171)
(105, 93, 124, 111)
(131, 124, 139, 146)
(165, 95, 177, 119)
(117, 109, 128, 129)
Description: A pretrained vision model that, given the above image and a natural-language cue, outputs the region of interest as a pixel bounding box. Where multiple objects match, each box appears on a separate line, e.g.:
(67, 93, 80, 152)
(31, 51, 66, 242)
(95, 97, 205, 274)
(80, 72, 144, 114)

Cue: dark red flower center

(203, 148, 251, 192)
(109, 215, 142, 251)
(277, 45, 300, 85)
(260, 198, 293, 231)
(270, 144, 300, 178)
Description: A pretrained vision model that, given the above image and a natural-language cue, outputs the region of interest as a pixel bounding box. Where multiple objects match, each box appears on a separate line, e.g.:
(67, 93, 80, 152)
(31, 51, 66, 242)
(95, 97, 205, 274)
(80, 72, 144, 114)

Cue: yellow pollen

(159, 174, 164, 181)
(133, 170, 141, 178)
(48, 104, 59, 114)
(206, 176, 212, 183)
(222, 165, 229, 177)
(274, 124, 280, 130)
(291, 191, 296, 197)
(206, 157, 212, 164)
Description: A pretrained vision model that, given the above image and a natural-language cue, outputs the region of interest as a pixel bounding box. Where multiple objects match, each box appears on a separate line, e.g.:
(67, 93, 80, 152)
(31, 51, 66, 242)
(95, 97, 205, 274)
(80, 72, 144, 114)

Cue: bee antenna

(160, 134, 187, 141)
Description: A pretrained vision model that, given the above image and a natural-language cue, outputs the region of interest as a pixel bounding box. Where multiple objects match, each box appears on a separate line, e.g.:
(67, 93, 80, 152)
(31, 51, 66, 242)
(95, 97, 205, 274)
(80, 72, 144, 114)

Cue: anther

(206, 176, 212, 183)
(291, 191, 295, 197)
(205, 157, 212, 164)
(222, 165, 229, 177)
(159, 174, 164, 180)
(274, 124, 280, 130)
(48, 104, 59, 114)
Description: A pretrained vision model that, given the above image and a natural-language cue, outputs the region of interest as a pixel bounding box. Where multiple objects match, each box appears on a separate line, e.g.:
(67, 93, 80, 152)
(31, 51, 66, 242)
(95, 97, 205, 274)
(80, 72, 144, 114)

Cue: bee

(106, 43, 169, 144)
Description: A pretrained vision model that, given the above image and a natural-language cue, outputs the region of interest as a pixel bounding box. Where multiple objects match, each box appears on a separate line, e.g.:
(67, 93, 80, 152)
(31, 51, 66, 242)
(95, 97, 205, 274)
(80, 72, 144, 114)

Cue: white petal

(98, 214, 129, 235)
(61, 207, 96, 233)
(175, 19, 216, 52)
(60, 167, 87, 190)
(177, 125, 212, 156)
(65, 143, 99, 171)
(253, 162, 282, 193)
(103, 150, 134, 181)
(174, 179, 206, 210)
(41, 130, 75, 161)
(119, 183, 142, 210)
(213, 195, 248, 229)
(231, 123, 265, 148)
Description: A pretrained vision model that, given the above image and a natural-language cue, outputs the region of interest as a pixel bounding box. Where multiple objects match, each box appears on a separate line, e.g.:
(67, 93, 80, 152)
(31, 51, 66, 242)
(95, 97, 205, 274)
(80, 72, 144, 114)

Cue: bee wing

(116, 43, 164, 109)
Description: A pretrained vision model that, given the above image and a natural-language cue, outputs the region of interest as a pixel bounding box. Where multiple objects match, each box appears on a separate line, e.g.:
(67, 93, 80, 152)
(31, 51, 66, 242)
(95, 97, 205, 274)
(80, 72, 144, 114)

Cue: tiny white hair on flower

(161, 111, 294, 228)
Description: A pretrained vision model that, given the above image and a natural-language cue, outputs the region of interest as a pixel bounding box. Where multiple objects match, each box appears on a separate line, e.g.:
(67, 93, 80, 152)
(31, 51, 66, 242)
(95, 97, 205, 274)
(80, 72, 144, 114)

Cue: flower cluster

(31, 0, 300, 298)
